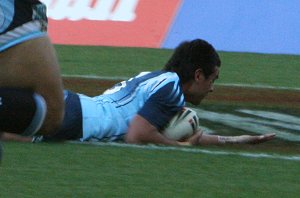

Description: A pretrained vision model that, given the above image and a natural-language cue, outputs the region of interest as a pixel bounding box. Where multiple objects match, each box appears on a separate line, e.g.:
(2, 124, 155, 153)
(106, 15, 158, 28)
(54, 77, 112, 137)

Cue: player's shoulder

(159, 71, 180, 87)
(160, 70, 179, 79)
(145, 70, 179, 83)
(144, 71, 182, 99)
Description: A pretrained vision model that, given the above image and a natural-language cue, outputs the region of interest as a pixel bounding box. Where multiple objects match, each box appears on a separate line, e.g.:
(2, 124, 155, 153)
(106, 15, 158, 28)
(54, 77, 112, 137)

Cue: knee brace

(0, 88, 47, 136)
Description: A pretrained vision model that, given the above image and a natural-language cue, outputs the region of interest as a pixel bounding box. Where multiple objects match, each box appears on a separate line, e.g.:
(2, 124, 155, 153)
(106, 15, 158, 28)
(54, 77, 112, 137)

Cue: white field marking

(194, 109, 300, 141)
(67, 141, 300, 162)
(237, 110, 300, 132)
(62, 74, 300, 91)
(238, 109, 300, 125)
(236, 110, 300, 132)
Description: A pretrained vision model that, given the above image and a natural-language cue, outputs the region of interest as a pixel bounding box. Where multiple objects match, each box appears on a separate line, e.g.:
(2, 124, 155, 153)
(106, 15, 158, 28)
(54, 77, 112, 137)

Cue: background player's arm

(0, 132, 32, 142)
(125, 115, 182, 146)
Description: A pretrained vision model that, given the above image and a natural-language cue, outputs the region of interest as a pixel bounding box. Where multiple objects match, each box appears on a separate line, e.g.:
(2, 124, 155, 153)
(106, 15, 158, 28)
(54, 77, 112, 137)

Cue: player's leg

(0, 36, 65, 135)
(0, 90, 83, 143)
(0, 88, 47, 135)
(25, 36, 65, 135)
(0, 0, 64, 136)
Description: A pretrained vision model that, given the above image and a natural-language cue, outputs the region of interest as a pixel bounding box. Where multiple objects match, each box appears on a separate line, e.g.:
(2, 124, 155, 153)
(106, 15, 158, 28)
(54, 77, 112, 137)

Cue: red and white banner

(42, 0, 181, 47)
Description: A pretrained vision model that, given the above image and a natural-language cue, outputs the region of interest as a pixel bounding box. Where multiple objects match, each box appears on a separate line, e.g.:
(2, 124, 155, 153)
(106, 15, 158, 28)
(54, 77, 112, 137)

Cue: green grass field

(1, 142, 299, 197)
(56, 45, 300, 88)
(1, 45, 300, 197)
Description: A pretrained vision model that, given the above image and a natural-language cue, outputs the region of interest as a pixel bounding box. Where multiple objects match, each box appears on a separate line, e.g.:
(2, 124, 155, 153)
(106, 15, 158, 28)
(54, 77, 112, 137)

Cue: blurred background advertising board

(42, 0, 300, 55)
(42, 0, 181, 48)
(163, 0, 300, 55)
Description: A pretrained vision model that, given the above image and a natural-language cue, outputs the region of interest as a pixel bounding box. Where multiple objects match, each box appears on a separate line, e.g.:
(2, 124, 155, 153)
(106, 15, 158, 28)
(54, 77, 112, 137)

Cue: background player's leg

(0, 88, 47, 135)
(0, 36, 65, 135)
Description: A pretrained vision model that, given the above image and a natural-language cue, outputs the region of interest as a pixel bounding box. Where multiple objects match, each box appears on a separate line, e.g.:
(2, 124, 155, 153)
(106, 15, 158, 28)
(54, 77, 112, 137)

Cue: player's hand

(177, 131, 203, 146)
(249, 133, 276, 144)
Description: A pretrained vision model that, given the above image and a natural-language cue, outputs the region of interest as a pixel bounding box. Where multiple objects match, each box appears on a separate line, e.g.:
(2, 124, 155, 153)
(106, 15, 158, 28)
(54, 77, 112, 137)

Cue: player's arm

(0, 132, 33, 142)
(189, 131, 276, 145)
(166, 107, 276, 145)
(125, 77, 186, 146)
(125, 115, 182, 146)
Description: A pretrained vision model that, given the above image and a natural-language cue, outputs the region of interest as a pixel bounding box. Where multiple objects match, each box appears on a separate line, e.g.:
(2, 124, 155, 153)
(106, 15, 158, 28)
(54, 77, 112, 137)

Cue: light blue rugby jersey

(79, 71, 185, 141)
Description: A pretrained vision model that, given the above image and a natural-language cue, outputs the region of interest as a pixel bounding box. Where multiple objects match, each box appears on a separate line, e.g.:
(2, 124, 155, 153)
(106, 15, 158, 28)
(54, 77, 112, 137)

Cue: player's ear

(194, 68, 204, 81)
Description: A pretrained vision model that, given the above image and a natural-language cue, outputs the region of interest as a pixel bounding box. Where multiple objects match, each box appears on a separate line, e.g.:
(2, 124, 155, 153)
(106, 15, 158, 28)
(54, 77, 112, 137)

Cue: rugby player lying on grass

(0, 39, 275, 146)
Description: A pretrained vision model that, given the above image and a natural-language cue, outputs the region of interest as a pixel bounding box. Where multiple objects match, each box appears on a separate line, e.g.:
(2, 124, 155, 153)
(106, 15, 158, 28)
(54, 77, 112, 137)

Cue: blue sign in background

(163, 0, 300, 55)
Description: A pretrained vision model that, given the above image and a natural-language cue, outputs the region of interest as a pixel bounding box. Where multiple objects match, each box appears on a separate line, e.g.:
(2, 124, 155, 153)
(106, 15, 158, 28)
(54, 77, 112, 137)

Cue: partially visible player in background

(0, 39, 275, 146)
(0, 0, 65, 136)
(0, 0, 65, 161)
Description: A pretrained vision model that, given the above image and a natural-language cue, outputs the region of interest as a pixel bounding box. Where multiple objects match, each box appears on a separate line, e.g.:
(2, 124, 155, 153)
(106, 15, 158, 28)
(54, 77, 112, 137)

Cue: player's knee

(44, 112, 64, 136)
(41, 96, 65, 135)
(0, 88, 47, 136)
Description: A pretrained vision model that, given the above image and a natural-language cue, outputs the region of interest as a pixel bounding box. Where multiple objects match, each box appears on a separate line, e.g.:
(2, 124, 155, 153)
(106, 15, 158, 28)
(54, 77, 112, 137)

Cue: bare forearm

(0, 132, 32, 142)
(197, 134, 219, 145)
(197, 133, 276, 145)
(125, 128, 179, 146)
(125, 115, 180, 146)
(217, 135, 258, 144)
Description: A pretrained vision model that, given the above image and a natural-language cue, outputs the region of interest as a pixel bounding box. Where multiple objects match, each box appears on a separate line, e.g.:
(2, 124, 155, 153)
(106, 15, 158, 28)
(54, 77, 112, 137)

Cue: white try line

(68, 141, 300, 162)
(62, 74, 300, 91)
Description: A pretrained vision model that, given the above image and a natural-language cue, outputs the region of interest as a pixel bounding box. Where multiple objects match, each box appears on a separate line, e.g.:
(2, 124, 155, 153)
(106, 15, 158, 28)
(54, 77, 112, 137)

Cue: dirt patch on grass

(63, 77, 300, 109)
(63, 77, 117, 96)
(213, 86, 299, 106)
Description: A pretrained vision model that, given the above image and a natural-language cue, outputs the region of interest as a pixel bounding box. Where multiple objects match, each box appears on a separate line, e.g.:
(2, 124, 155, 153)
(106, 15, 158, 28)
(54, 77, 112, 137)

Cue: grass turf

(1, 142, 299, 198)
(1, 45, 299, 197)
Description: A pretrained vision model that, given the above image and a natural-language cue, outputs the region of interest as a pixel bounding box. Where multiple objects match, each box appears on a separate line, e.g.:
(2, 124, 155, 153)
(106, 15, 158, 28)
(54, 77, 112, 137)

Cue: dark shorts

(44, 90, 83, 141)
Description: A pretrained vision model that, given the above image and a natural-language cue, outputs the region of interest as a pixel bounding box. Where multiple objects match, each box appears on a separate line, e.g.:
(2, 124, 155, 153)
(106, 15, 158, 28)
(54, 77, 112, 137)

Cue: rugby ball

(162, 107, 200, 141)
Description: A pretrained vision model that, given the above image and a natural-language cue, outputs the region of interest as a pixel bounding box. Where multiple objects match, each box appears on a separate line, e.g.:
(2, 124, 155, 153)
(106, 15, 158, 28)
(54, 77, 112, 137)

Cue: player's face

(184, 66, 219, 105)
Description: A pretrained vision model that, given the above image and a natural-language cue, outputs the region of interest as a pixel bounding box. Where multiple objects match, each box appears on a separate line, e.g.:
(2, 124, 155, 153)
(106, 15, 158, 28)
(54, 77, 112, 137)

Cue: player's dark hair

(163, 39, 221, 83)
